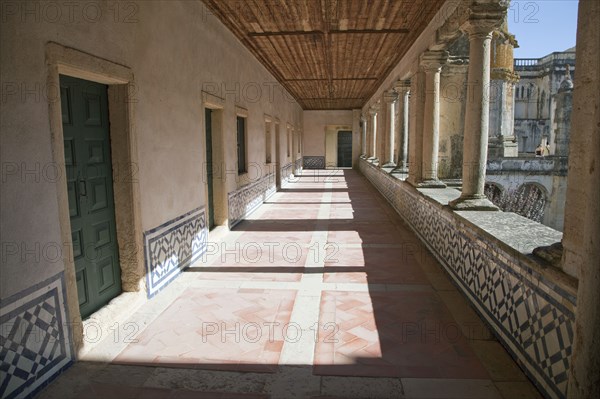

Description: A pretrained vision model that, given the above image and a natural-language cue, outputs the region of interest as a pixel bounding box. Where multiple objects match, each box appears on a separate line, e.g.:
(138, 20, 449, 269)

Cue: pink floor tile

(323, 247, 429, 284)
(313, 291, 489, 379)
(115, 288, 297, 373)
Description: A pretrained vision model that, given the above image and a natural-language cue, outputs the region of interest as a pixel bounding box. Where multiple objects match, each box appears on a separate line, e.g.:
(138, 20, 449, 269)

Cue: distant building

(513, 48, 576, 154)
(483, 48, 575, 232)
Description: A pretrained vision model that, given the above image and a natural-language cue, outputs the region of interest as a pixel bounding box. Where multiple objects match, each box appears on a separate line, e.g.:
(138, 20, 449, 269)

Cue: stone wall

(486, 157, 568, 231)
(360, 159, 577, 399)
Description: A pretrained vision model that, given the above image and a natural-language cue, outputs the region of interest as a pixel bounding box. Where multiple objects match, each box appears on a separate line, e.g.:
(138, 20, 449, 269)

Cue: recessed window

(287, 127, 292, 158)
(237, 116, 247, 174)
(265, 120, 272, 164)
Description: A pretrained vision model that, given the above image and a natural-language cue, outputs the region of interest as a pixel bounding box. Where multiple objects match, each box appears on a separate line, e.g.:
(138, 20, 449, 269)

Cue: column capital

(368, 102, 380, 115)
(393, 79, 411, 94)
(420, 50, 449, 72)
(360, 114, 367, 122)
(462, 1, 507, 37)
(383, 89, 398, 103)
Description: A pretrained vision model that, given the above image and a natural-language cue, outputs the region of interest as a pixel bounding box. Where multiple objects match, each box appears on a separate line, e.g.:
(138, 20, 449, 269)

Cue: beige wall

(303, 110, 354, 156)
(0, 1, 302, 299)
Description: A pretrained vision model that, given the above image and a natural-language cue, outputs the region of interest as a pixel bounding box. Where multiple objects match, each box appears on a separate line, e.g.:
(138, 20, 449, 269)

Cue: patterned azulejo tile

(0, 273, 73, 399)
(359, 159, 575, 399)
(144, 207, 208, 298)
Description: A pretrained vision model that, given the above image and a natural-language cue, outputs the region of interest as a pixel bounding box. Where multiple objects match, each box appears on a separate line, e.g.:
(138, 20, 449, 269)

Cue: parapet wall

(359, 158, 577, 399)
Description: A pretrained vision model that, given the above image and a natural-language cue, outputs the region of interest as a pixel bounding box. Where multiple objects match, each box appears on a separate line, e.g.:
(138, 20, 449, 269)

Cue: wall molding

(0, 272, 74, 399)
(360, 159, 575, 399)
(143, 207, 208, 298)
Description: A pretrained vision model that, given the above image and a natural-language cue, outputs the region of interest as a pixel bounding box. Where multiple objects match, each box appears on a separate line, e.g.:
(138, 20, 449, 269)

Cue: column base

(406, 177, 422, 187)
(382, 162, 396, 168)
(391, 166, 408, 174)
(417, 179, 447, 188)
(449, 195, 499, 211)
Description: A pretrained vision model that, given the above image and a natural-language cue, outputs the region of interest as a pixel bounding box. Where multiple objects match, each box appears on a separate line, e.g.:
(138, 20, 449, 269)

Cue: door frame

(202, 91, 226, 227)
(275, 120, 281, 189)
(337, 130, 353, 168)
(324, 124, 352, 168)
(205, 108, 215, 230)
(46, 42, 143, 355)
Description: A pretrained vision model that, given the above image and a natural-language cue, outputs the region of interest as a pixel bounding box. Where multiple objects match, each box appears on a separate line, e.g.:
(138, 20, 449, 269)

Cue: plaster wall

(0, 1, 301, 315)
(303, 110, 354, 158)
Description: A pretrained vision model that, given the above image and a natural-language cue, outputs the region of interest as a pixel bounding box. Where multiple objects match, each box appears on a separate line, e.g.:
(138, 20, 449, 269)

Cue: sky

(507, 0, 579, 58)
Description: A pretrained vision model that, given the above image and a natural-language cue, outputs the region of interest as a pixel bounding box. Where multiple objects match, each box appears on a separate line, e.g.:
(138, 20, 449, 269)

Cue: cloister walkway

(39, 170, 540, 398)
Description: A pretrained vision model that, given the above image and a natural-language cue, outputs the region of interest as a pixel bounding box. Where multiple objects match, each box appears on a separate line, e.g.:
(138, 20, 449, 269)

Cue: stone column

(406, 71, 425, 186)
(450, 5, 505, 210)
(368, 104, 379, 161)
(360, 114, 367, 157)
(488, 19, 519, 158)
(383, 89, 398, 168)
(419, 50, 448, 187)
(376, 98, 387, 167)
(564, 1, 600, 397)
(392, 80, 411, 173)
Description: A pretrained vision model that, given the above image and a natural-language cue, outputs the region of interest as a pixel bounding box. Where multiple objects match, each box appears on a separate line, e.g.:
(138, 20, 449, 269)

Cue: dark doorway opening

(337, 131, 353, 167)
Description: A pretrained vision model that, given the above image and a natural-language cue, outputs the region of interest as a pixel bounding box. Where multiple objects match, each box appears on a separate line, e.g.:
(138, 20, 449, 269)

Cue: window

(237, 116, 247, 174)
(265, 120, 272, 164)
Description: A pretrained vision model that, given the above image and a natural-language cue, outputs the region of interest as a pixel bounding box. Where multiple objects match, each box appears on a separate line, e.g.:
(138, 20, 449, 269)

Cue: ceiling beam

(283, 78, 378, 82)
(300, 97, 364, 100)
(248, 30, 323, 37)
(330, 28, 410, 34)
(247, 28, 410, 37)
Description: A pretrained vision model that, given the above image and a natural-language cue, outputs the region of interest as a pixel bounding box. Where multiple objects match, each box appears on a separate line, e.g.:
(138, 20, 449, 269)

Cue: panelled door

(205, 108, 215, 230)
(337, 131, 353, 167)
(60, 75, 122, 319)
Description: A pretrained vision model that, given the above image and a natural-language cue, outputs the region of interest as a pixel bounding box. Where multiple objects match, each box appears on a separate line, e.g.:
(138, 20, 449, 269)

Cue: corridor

(39, 170, 540, 399)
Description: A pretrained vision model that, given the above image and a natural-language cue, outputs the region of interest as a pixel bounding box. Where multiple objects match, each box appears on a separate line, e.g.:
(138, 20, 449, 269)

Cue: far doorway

(337, 131, 353, 167)
(205, 108, 215, 230)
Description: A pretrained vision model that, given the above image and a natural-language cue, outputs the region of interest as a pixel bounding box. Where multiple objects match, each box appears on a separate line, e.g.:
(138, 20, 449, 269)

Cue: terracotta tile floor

(39, 170, 541, 399)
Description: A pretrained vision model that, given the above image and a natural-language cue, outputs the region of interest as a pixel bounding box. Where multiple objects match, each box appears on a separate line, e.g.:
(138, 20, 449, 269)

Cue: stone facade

(486, 157, 569, 231)
(514, 49, 576, 154)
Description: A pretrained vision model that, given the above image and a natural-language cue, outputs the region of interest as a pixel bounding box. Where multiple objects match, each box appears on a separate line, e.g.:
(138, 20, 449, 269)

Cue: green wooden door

(61, 75, 122, 319)
(205, 108, 215, 230)
(337, 131, 353, 167)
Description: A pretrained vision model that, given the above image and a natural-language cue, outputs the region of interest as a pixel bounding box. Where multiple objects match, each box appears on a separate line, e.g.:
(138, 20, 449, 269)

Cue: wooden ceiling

(202, 0, 447, 110)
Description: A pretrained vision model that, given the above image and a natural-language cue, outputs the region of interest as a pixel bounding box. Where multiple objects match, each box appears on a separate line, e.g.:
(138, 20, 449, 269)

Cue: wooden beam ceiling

(202, 0, 446, 110)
